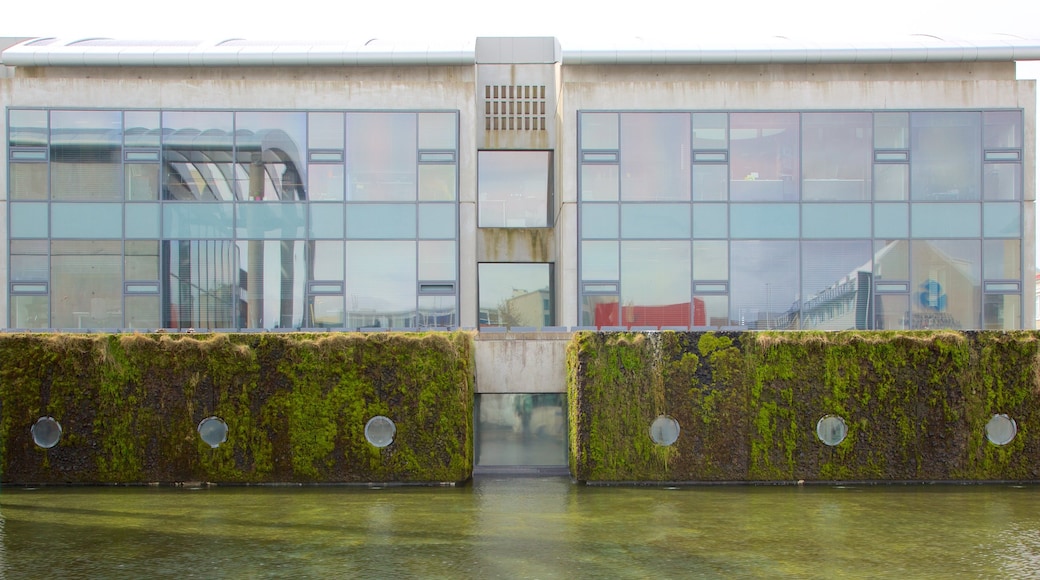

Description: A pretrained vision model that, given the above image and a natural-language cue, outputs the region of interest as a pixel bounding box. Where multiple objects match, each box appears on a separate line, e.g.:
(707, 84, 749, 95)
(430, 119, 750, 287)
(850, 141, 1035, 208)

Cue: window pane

(126, 240, 160, 280)
(730, 204, 798, 238)
(309, 295, 345, 328)
(581, 113, 619, 150)
(582, 294, 618, 326)
(802, 203, 871, 238)
(126, 295, 161, 330)
(874, 203, 908, 238)
(730, 240, 798, 329)
(984, 111, 1022, 149)
(163, 203, 234, 238)
(10, 240, 49, 281)
(984, 294, 1021, 330)
(692, 113, 728, 149)
(910, 240, 980, 329)
(11, 295, 49, 329)
(346, 241, 417, 328)
(346, 204, 416, 239)
(983, 164, 1020, 200)
(478, 263, 552, 328)
(620, 113, 690, 201)
(50, 110, 122, 201)
(162, 111, 236, 201)
(10, 203, 48, 238)
(911, 112, 981, 200)
(875, 240, 910, 281)
(581, 204, 618, 239)
(620, 241, 691, 326)
(124, 111, 160, 148)
(478, 150, 551, 227)
(309, 112, 344, 150)
(237, 240, 307, 329)
(164, 240, 239, 329)
(308, 164, 345, 201)
(346, 113, 416, 201)
(418, 204, 456, 239)
(983, 240, 1021, 280)
(9, 109, 48, 147)
(875, 294, 910, 330)
(693, 295, 729, 327)
(730, 113, 799, 201)
(801, 240, 872, 330)
(310, 240, 345, 281)
(125, 203, 160, 238)
(983, 203, 1020, 238)
(52, 203, 122, 238)
(621, 204, 690, 239)
(236, 203, 306, 239)
(52, 240, 122, 328)
(580, 164, 619, 201)
(692, 164, 728, 201)
(419, 240, 456, 280)
(10, 163, 48, 200)
(419, 164, 457, 201)
(310, 203, 345, 239)
(125, 163, 160, 200)
(418, 113, 457, 150)
(235, 112, 307, 202)
(581, 240, 619, 280)
(693, 240, 728, 280)
(802, 113, 872, 201)
(874, 112, 909, 149)
(911, 203, 980, 238)
(693, 203, 728, 238)
(874, 163, 909, 201)
(419, 295, 457, 328)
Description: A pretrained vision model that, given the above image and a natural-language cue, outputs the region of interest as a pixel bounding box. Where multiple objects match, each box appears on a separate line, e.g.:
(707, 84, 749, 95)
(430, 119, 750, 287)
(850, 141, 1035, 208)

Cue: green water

(2, 478, 1039, 578)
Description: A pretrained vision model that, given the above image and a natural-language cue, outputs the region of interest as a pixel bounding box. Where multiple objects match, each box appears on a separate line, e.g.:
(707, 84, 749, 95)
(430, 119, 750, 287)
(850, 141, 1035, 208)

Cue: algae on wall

(0, 331, 474, 484)
(569, 330, 1040, 483)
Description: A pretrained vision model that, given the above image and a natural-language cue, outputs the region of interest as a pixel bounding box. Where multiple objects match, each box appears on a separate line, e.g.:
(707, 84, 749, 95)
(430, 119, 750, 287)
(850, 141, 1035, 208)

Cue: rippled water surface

(2, 478, 1039, 578)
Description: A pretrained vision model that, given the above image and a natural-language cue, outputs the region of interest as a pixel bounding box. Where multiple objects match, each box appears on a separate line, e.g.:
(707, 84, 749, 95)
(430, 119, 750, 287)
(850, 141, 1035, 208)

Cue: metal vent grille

(484, 84, 546, 131)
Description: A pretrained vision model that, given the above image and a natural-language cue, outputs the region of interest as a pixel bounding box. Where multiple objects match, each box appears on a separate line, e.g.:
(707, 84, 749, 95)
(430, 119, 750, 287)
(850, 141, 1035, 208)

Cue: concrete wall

(473, 332, 570, 393)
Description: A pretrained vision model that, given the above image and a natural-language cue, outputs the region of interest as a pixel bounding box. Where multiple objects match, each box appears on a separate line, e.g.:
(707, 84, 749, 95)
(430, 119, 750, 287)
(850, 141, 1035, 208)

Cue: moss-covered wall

(569, 330, 1040, 483)
(0, 332, 474, 485)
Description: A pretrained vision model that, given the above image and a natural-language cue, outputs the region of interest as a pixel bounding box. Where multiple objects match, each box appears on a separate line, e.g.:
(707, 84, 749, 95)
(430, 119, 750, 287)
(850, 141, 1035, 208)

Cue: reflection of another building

(481, 287, 551, 328)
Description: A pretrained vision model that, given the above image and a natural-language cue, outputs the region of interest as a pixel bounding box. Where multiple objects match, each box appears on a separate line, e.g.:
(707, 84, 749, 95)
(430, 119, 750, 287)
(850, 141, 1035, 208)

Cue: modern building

(2, 35, 1038, 468)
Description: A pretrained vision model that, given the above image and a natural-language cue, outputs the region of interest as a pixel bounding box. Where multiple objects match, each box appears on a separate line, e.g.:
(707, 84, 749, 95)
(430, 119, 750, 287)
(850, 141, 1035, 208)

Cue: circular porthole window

(816, 415, 848, 447)
(197, 416, 229, 449)
(649, 415, 680, 446)
(31, 417, 63, 449)
(365, 416, 396, 448)
(985, 414, 1017, 446)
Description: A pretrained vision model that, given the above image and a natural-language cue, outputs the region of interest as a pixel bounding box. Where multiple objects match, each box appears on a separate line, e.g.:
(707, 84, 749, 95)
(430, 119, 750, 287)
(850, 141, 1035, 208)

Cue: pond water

(2, 478, 1039, 578)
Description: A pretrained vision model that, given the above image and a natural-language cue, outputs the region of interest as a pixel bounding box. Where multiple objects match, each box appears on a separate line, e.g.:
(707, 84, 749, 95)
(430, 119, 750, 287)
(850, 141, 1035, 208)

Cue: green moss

(570, 330, 1040, 483)
(1, 331, 473, 484)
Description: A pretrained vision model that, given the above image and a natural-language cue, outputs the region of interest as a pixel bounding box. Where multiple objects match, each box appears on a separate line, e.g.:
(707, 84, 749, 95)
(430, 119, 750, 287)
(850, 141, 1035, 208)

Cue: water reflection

(2, 480, 1040, 578)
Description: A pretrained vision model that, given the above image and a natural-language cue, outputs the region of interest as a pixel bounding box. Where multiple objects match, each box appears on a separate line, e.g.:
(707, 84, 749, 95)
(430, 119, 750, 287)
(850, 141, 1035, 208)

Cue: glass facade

(578, 110, 1026, 330)
(6, 109, 460, 330)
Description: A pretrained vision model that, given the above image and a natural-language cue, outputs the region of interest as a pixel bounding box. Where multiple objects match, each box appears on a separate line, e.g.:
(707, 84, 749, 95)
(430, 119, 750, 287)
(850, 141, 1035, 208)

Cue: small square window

(478, 151, 552, 228)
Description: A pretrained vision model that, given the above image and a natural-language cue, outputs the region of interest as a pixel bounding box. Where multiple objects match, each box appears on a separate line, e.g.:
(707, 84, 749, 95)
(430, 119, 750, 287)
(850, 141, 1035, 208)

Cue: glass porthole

(985, 414, 1017, 446)
(816, 415, 848, 446)
(365, 416, 396, 448)
(197, 416, 229, 448)
(649, 415, 680, 446)
(31, 416, 63, 449)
